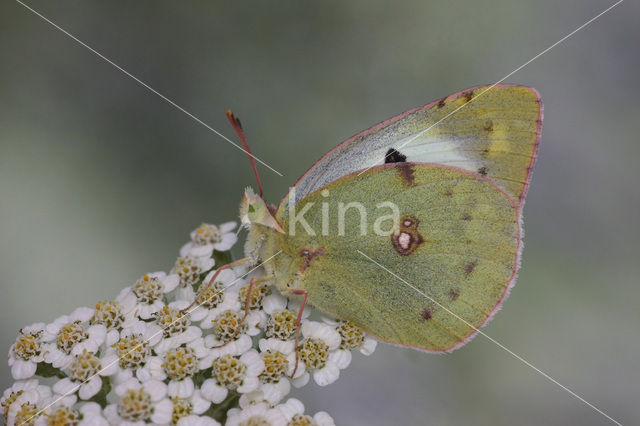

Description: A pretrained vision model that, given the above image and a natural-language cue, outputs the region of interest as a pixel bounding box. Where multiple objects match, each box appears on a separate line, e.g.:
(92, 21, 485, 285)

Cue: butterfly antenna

(226, 110, 263, 198)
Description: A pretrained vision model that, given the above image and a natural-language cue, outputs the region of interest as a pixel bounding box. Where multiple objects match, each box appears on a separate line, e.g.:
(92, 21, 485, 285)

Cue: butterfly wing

(270, 163, 520, 352)
(279, 85, 541, 222)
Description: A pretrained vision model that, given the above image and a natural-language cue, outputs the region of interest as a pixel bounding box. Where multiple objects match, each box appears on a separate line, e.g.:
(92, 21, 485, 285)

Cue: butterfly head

(240, 187, 284, 233)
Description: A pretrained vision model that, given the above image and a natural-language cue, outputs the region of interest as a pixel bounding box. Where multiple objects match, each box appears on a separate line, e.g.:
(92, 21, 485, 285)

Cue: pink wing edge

(279, 85, 543, 353)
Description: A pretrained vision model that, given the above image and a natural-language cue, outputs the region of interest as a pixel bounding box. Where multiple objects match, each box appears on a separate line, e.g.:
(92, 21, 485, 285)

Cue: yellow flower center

(68, 350, 102, 382)
(196, 281, 225, 309)
(12, 330, 42, 361)
(336, 321, 365, 350)
(299, 338, 329, 370)
(56, 322, 88, 355)
(212, 310, 246, 342)
(116, 333, 150, 369)
(193, 223, 222, 245)
(172, 257, 202, 288)
(171, 397, 193, 425)
(239, 281, 270, 310)
(212, 354, 246, 390)
(45, 406, 81, 426)
(117, 388, 153, 422)
(265, 310, 297, 340)
(91, 301, 123, 330)
(132, 275, 163, 304)
(15, 402, 40, 426)
(162, 347, 198, 380)
(288, 414, 315, 426)
(155, 306, 190, 338)
(259, 350, 289, 384)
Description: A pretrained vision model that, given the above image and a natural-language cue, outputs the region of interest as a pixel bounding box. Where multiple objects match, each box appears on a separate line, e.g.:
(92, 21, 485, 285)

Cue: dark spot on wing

(391, 216, 424, 256)
(447, 289, 460, 301)
(483, 119, 493, 132)
(420, 306, 434, 320)
(444, 189, 453, 197)
(464, 261, 477, 277)
(437, 98, 446, 108)
(299, 248, 325, 273)
(477, 166, 488, 176)
(462, 90, 474, 102)
(397, 163, 416, 186)
(462, 213, 472, 221)
(385, 148, 407, 164)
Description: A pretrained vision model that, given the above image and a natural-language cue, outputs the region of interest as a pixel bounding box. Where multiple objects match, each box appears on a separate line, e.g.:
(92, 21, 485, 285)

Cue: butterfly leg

(289, 288, 309, 378)
(210, 274, 275, 349)
(181, 256, 253, 314)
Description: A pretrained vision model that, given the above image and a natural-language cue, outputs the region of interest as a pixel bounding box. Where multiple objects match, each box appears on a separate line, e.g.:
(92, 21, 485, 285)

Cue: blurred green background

(1, 1, 638, 425)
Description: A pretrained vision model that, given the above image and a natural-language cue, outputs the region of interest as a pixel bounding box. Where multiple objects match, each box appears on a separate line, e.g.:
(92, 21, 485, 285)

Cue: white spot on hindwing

(398, 232, 411, 250)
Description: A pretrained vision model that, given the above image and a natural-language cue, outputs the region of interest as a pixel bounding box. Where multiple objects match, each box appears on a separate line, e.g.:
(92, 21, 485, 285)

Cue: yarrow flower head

(180, 221, 238, 258)
(8, 323, 46, 380)
(42, 307, 107, 370)
(3, 219, 377, 425)
(119, 271, 180, 319)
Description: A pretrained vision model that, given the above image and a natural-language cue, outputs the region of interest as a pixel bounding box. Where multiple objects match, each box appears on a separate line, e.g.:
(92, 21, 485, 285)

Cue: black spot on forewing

(462, 213, 472, 221)
(437, 98, 446, 108)
(462, 90, 474, 102)
(420, 306, 434, 320)
(385, 148, 407, 163)
(477, 166, 488, 176)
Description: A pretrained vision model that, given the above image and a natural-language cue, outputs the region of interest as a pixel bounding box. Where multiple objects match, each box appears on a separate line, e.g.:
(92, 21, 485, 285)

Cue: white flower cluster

(3, 221, 376, 425)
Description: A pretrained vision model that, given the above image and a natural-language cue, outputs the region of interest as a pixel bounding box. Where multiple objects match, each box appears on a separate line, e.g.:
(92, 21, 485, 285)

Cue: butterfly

(194, 84, 542, 355)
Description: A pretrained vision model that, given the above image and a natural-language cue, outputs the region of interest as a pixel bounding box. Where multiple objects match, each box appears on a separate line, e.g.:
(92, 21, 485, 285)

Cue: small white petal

(79, 376, 102, 400)
(168, 378, 194, 399)
(291, 372, 310, 388)
(162, 274, 180, 293)
(178, 415, 221, 426)
(114, 377, 140, 396)
(191, 390, 211, 414)
(200, 378, 228, 404)
(314, 411, 336, 426)
(261, 294, 288, 314)
(70, 307, 95, 322)
(278, 397, 305, 418)
(360, 337, 378, 355)
(237, 375, 259, 394)
(180, 241, 193, 257)
(11, 359, 37, 380)
(150, 398, 173, 424)
(144, 379, 168, 401)
(105, 329, 120, 346)
(190, 244, 215, 257)
(53, 378, 80, 395)
(313, 365, 340, 386)
(213, 233, 237, 251)
(219, 221, 237, 233)
(328, 349, 352, 370)
(99, 354, 119, 376)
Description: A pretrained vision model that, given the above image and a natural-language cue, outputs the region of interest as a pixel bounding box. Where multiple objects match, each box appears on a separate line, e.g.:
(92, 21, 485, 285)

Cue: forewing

(277, 164, 520, 352)
(280, 85, 541, 220)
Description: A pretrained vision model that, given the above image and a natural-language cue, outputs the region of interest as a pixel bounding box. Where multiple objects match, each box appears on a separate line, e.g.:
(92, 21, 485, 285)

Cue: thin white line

(20, 251, 282, 425)
(357, 250, 622, 426)
(358, 0, 624, 176)
(14, 0, 284, 177)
